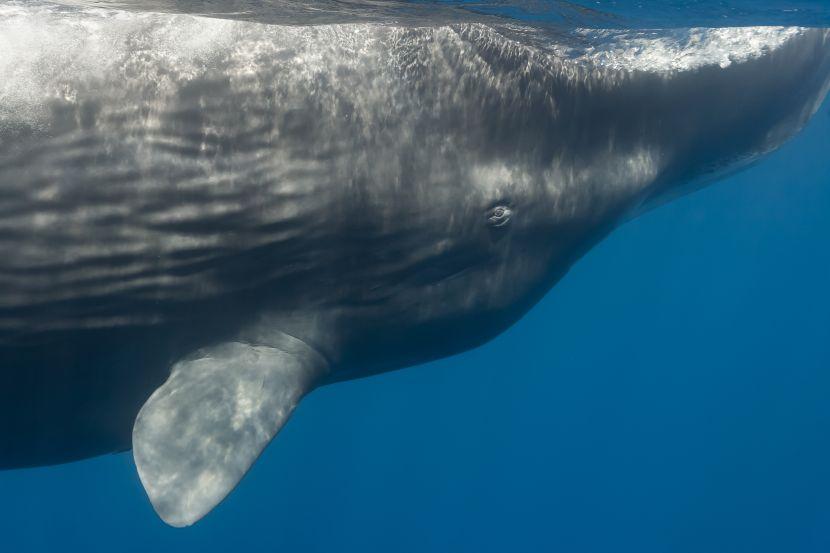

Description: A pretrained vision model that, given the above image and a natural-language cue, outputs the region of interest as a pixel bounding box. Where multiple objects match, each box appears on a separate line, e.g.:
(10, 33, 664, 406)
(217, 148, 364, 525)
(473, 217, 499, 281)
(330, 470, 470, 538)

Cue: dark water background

(2, 1, 830, 551)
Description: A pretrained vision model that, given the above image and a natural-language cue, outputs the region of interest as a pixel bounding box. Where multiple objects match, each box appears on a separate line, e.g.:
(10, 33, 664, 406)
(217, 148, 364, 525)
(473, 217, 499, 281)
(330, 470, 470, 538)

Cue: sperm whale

(1, 3, 828, 526)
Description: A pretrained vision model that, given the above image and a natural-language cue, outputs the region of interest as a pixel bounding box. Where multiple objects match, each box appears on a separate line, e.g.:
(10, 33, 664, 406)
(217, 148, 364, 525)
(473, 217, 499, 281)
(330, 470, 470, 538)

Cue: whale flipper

(132, 339, 327, 527)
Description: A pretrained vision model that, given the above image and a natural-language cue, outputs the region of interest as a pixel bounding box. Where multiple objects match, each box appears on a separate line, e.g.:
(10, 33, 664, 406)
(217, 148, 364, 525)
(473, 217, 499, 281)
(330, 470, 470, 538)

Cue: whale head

(341, 26, 830, 373)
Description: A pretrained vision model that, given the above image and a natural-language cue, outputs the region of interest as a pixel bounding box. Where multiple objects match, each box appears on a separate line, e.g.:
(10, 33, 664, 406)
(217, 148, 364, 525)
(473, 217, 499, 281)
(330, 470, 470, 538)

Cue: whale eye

(487, 205, 512, 227)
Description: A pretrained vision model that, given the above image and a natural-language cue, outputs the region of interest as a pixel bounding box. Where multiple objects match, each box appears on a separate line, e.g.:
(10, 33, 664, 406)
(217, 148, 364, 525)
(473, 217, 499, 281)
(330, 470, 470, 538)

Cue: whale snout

(634, 27, 830, 211)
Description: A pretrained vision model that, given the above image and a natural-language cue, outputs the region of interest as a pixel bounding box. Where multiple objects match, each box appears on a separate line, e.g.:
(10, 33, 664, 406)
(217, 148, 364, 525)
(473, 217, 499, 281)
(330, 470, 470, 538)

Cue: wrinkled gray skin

(1, 4, 829, 527)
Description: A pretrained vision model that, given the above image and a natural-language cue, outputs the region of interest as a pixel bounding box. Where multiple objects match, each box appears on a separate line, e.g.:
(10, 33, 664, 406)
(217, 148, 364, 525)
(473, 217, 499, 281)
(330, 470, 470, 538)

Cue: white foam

(567, 27, 805, 72)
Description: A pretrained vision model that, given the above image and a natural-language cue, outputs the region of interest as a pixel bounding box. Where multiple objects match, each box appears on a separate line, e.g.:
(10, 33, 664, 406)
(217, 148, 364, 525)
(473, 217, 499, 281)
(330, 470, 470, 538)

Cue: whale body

(1, 2, 829, 527)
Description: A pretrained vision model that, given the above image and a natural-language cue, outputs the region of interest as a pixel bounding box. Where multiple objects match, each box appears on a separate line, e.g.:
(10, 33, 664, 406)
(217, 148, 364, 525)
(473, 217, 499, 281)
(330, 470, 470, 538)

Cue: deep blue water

(2, 3, 830, 553)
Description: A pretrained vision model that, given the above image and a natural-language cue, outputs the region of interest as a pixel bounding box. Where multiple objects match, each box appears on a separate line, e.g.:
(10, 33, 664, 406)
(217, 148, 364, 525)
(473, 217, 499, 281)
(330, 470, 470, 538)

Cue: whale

(1, 3, 829, 527)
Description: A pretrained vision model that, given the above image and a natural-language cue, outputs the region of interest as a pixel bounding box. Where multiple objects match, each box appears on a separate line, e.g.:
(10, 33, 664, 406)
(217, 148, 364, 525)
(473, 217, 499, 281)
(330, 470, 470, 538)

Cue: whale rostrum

(1, 3, 829, 526)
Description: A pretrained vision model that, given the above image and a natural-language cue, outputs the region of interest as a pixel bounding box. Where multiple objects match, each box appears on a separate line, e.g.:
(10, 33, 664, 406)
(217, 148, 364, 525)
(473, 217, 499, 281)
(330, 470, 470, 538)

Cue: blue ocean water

(1, 2, 830, 553)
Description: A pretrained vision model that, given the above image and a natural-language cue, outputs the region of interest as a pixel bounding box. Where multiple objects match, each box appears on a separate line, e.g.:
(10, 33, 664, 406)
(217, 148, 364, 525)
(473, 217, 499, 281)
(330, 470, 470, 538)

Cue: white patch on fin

(132, 338, 327, 527)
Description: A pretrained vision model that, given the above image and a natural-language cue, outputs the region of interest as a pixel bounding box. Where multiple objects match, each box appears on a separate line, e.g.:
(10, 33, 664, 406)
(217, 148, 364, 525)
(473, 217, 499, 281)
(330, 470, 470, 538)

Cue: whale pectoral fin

(132, 340, 326, 527)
